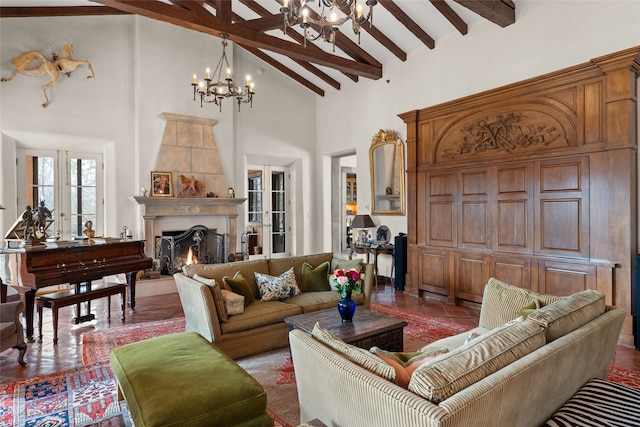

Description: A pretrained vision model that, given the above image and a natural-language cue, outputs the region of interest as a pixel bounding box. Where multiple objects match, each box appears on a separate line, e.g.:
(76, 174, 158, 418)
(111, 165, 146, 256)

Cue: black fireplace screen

(155, 225, 225, 275)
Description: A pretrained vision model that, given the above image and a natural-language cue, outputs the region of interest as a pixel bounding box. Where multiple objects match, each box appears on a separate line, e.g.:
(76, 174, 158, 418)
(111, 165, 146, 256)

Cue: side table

(349, 244, 394, 287)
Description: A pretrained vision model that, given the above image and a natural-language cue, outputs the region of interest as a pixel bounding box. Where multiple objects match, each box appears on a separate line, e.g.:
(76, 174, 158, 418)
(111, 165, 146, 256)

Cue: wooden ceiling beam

(238, 14, 285, 32)
(92, 0, 382, 79)
(0, 6, 130, 17)
(333, 4, 406, 61)
(237, 1, 343, 89)
(168, 0, 214, 21)
(238, 43, 325, 96)
(378, 0, 435, 49)
(429, 0, 467, 35)
(213, 0, 232, 23)
(454, 0, 515, 28)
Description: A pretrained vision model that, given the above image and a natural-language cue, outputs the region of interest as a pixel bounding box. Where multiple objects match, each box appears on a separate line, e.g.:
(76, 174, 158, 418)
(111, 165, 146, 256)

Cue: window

(247, 170, 262, 224)
(18, 149, 103, 239)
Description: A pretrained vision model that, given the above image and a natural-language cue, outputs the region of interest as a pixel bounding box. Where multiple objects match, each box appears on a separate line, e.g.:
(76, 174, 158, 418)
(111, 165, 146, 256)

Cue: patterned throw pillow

(254, 267, 301, 301)
(222, 272, 255, 307)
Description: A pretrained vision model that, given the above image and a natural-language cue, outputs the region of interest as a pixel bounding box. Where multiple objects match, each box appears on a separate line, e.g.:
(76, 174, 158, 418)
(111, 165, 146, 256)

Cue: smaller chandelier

(191, 34, 255, 112)
(280, 0, 377, 51)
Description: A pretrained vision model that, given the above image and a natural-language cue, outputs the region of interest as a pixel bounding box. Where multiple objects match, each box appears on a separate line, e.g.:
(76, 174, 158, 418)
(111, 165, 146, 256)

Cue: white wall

(0, 14, 318, 254)
(316, 0, 640, 250)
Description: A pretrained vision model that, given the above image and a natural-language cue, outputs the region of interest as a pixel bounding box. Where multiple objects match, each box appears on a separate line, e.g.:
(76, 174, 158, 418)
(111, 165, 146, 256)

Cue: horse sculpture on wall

(1, 44, 95, 108)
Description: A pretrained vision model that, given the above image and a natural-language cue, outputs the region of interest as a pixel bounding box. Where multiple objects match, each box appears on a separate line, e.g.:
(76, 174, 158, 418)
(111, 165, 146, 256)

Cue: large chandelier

(191, 34, 255, 112)
(280, 0, 377, 50)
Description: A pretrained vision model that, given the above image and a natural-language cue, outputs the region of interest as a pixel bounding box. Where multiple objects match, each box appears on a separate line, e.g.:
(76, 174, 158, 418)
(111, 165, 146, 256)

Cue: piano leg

(1, 278, 6, 303)
(125, 271, 138, 312)
(24, 289, 36, 342)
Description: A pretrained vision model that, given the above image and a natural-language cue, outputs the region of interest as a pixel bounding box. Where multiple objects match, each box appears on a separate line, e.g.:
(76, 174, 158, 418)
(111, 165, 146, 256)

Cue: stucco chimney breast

(156, 112, 230, 198)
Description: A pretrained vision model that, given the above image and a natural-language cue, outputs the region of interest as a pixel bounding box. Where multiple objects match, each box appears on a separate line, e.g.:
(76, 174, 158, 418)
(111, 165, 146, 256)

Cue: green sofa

(173, 252, 374, 359)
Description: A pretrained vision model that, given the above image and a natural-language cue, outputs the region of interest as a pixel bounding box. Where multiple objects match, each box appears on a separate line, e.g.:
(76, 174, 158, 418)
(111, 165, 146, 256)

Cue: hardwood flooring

(1, 283, 639, 383)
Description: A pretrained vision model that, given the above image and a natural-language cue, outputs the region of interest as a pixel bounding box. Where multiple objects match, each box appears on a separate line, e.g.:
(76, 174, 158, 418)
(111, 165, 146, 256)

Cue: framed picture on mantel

(151, 171, 173, 197)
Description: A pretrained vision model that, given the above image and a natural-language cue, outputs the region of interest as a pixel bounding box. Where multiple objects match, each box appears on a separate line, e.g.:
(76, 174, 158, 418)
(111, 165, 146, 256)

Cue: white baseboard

(136, 276, 177, 297)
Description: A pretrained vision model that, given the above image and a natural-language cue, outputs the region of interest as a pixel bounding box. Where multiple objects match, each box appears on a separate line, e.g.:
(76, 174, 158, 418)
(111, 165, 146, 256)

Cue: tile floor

(1, 283, 638, 383)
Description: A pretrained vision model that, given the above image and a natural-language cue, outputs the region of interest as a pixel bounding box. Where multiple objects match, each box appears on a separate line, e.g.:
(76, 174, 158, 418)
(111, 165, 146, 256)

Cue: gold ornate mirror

(370, 129, 405, 215)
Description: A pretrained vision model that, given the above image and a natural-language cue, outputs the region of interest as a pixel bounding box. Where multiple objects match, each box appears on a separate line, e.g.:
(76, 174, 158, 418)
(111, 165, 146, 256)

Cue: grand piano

(0, 239, 152, 341)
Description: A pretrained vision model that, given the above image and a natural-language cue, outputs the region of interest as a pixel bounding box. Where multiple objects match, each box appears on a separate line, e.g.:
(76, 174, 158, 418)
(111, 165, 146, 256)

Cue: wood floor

(1, 283, 639, 383)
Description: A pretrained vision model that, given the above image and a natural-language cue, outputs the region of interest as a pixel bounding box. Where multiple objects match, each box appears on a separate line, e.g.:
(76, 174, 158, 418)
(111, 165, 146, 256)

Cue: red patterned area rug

(0, 362, 132, 427)
(5, 303, 639, 427)
(82, 318, 186, 365)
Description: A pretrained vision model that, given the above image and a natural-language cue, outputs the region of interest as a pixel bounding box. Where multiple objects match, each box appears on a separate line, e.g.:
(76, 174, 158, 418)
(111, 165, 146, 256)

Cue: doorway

(246, 165, 290, 259)
(331, 154, 357, 255)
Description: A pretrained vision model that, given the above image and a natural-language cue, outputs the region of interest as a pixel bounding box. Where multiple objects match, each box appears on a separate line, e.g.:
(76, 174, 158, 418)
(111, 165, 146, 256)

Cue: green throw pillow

(331, 258, 363, 274)
(518, 298, 540, 319)
(223, 272, 255, 307)
(301, 261, 331, 292)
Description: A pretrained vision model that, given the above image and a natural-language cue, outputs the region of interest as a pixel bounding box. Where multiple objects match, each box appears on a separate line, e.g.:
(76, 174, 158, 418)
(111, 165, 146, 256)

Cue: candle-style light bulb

(246, 75, 251, 86)
(206, 67, 210, 79)
(193, 74, 197, 84)
(250, 82, 255, 93)
(198, 81, 204, 92)
(330, 12, 337, 23)
(283, 0, 288, 7)
(356, 3, 363, 18)
(226, 68, 231, 79)
(302, 8, 309, 23)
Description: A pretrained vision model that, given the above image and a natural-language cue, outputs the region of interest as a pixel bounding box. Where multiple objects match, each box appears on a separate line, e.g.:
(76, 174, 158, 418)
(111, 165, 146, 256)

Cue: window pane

(272, 212, 285, 233)
(272, 192, 285, 211)
(82, 188, 96, 214)
(81, 159, 97, 186)
(37, 157, 55, 186)
(272, 233, 285, 253)
(272, 172, 284, 191)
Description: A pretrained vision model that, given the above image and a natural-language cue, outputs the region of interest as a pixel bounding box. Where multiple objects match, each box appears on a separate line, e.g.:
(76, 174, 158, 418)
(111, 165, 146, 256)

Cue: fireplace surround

(129, 196, 246, 262)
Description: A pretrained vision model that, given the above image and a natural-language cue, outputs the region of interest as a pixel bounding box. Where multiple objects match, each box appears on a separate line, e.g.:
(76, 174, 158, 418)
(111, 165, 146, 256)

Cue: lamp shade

(350, 214, 375, 229)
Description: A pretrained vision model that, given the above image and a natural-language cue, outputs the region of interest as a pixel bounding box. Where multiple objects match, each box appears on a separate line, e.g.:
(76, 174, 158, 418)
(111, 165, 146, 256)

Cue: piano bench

(36, 282, 127, 344)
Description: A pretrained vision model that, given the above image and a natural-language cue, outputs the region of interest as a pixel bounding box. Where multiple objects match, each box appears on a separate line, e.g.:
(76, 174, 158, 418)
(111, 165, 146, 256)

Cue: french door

(246, 165, 289, 259)
(17, 149, 103, 240)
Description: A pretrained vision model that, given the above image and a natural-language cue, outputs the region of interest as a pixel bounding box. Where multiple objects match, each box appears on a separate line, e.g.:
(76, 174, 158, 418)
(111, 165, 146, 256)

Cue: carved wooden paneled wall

(400, 46, 640, 347)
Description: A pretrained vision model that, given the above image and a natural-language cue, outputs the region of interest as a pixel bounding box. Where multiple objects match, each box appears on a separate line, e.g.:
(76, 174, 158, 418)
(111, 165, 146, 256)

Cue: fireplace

(156, 225, 225, 275)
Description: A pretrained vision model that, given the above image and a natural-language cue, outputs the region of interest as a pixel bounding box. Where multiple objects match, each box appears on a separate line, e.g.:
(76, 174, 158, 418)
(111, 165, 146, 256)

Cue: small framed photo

(151, 171, 173, 197)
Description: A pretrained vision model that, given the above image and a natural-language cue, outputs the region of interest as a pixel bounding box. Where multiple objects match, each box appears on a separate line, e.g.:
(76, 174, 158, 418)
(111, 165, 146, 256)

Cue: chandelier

(280, 0, 377, 50)
(191, 34, 255, 112)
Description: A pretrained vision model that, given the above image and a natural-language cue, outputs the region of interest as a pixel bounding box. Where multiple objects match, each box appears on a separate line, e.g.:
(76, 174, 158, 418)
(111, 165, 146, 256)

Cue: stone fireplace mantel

(129, 196, 246, 259)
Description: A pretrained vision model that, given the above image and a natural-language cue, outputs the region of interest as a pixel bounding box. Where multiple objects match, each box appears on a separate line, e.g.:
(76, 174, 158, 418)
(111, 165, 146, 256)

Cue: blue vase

(337, 291, 356, 322)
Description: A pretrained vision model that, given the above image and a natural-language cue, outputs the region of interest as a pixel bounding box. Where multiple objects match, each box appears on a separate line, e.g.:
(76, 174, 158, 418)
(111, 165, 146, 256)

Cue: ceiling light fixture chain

(280, 0, 377, 51)
(191, 33, 255, 112)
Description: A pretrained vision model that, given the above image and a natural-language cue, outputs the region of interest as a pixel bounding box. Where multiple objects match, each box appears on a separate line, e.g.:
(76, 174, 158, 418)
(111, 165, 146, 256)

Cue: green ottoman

(110, 331, 273, 427)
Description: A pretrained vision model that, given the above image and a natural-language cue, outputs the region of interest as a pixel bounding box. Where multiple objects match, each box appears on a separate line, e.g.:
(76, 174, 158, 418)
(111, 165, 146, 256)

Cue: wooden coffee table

(284, 307, 407, 351)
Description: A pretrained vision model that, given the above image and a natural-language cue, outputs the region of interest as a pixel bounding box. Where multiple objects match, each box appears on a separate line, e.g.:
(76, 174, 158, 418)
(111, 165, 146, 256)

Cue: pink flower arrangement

(332, 268, 364, 296)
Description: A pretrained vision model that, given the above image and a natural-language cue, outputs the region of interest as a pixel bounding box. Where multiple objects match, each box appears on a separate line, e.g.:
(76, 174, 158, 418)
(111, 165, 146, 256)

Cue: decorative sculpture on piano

(21, 206, 37, 242)
(4, 202, 55, 245)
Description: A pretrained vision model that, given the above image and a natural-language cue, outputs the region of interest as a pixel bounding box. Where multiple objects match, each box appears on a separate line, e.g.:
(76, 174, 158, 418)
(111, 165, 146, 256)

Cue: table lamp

(350, 214, 376, 245)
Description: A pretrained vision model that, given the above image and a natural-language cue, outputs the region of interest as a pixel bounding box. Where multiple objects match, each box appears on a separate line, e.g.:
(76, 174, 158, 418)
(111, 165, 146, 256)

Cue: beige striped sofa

(173, 252, 373, 359)
(290, 278, 626, 427)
